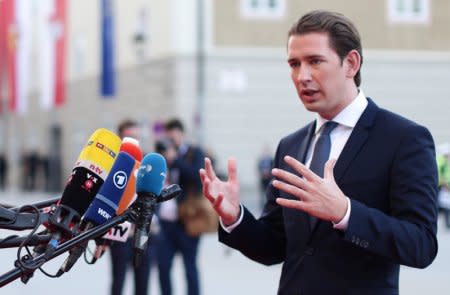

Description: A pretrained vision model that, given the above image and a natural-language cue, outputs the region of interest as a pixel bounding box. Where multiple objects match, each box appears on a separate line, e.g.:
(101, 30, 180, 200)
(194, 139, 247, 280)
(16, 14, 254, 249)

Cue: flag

(100, 0, 116, 97)
(37, 0, 67, 110)
(2, 0, 32, 115)
(0, 0, 9, 114)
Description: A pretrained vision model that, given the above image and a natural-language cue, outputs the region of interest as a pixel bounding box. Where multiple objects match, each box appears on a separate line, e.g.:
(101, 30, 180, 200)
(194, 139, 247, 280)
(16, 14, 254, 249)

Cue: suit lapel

(279, 122, 315, 236)
(296, 122, 315, 164)
(286, 100, 378, 237)
(334, 98, 378, 183)
(292, 122, 316, 234)
(309, 98, 378, 237)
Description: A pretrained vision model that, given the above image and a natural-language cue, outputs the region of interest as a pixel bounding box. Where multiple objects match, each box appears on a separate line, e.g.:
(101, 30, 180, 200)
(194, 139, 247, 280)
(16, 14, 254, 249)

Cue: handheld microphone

(43, 128, 121, 259)
(132, 152, 167, 267)
(90, 138, 143, 263)
(57, 151, 136, 274)
(83, 151, 135, 225)
(120, 137, 143, 161)
(92, 160, 139, 260)
(116, 137, 143, 214)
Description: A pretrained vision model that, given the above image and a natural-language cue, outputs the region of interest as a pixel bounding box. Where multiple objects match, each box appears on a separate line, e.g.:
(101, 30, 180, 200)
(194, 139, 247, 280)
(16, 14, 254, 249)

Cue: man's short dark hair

(165, 118, 184, 132)
(117, 119, 137, 138)
(288, 10, 363, 86)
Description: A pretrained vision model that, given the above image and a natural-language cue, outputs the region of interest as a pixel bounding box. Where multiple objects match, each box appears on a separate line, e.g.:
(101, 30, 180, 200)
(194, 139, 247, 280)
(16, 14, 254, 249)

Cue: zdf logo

(113, 171, 128, 189)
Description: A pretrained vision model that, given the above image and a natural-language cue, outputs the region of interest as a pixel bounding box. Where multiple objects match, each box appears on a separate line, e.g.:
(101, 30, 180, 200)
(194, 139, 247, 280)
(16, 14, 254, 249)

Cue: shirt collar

(315, 89, 368, 134)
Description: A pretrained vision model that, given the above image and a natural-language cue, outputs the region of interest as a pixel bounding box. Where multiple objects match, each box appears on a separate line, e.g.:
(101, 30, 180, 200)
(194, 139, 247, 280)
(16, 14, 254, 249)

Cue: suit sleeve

(343, 124, 438, 268)
(219, 142, 287, 266)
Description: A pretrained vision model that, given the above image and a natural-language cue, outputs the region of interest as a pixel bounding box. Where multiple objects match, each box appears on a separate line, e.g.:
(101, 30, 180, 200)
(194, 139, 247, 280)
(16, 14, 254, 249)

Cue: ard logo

(113, 171, 127, 189)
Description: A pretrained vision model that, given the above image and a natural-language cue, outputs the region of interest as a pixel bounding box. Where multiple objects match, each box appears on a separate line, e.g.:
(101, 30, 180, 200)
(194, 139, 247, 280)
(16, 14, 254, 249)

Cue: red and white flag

(1, 0, 32, 115)
(37, 0, 67, 110)
(0, 1, 8, 114)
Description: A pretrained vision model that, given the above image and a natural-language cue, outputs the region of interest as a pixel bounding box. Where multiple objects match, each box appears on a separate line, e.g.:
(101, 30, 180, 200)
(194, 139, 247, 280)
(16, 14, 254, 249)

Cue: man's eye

(289, 62, 300, 68)
(311, 59, 322, 65)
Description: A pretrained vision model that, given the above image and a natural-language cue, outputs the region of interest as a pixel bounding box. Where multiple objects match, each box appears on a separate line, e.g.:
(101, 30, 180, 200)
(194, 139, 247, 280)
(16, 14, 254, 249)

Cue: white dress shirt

(222, 90, 368, 233)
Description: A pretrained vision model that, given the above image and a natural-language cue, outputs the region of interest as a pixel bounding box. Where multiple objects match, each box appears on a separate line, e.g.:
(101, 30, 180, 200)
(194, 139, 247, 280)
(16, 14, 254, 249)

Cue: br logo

(113, 171, 128, 189)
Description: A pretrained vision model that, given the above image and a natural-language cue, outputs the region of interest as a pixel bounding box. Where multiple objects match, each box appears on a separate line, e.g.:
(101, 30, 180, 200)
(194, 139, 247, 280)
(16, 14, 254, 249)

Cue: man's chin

(302, 100, 321, 112)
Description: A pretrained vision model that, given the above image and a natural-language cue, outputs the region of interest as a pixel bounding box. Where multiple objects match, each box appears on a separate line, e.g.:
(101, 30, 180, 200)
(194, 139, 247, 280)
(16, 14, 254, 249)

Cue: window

(387, 0, 430, 24)
(240, 0, 286, 20)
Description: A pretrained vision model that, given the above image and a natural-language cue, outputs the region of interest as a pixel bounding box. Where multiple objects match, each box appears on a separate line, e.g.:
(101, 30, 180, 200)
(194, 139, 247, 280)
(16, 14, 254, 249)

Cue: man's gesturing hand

(272, 156, 348, 223)
(199, 157, 241, 226)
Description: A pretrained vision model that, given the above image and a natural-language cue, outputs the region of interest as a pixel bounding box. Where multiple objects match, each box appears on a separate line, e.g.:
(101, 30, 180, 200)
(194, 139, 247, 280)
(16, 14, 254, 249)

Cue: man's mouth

(300, 89, 318, 97)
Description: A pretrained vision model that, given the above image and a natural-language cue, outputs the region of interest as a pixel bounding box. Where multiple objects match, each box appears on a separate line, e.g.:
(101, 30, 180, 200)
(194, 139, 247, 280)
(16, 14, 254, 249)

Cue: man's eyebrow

(287, 58, 298, 63)
(307, 54, 325, 59)
(288, 54, 326, 63)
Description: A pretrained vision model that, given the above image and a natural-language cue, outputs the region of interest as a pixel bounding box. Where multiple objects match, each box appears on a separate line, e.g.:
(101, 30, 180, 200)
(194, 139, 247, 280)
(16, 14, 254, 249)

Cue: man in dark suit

(199, 10, 438, 295)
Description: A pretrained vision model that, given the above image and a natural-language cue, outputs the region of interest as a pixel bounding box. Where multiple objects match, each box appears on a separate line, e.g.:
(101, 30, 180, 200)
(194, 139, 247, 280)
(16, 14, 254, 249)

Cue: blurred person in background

(40, 154, 51, 191)
(109, 119, 157, 295)
(0, 153, 8, 190)
(437, 143, 450, 229)
(257, 145, 274, 211)
(157, 118, 204, 295)
(22, 150, 40, 191)
(200, 10, 438, 295)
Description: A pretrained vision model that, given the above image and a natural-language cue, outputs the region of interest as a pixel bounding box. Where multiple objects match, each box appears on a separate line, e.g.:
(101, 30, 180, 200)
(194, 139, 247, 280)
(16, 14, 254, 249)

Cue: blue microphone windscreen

(83, 152, 135, 225)
(136, 153, 167, 196)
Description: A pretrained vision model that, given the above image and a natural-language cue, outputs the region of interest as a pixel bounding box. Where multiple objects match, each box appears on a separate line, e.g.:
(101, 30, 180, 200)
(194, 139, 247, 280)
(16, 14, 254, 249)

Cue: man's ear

(344, 49, 361, 80)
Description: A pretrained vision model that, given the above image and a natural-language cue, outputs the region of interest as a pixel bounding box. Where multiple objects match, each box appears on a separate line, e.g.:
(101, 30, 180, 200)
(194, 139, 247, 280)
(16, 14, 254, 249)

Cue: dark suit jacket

(170, 144, 204, 204)
(219, 99, 438, 295)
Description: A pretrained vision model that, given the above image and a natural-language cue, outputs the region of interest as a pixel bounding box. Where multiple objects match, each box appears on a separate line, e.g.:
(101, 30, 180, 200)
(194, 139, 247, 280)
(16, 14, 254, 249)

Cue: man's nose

(296, 65, 312, 83)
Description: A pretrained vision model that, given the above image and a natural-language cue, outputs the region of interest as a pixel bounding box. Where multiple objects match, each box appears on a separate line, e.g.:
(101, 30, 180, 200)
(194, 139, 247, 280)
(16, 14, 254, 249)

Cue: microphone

(91, 137, 143, 262)
(116, 137, 143, 214)
(120, 137, 143, 161)
(83, 151, 136, 225)
(132, 152, 167, 267)
(57, 151, 136, 274)
(42, 128, 121, 259)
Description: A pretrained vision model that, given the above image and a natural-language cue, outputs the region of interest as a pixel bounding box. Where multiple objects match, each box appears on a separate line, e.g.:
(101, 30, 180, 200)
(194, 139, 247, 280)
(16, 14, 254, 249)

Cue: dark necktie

(309, 121, 338, 177)
(309, 121, 338, 228)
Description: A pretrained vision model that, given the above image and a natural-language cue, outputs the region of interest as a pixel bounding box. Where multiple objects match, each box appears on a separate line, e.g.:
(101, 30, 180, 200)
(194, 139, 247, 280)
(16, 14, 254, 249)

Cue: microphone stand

(0, 206, 44, 231)
(0, 210, 131, 287)
(10, 197, 60, 211)
(0, 184, 182, 287)
(0, 234, 52, 248)
(0, 197, 57, 231)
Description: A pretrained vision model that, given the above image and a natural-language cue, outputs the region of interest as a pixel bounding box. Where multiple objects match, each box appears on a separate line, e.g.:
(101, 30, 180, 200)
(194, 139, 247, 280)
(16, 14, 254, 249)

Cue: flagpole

(195, 0, 205, 146)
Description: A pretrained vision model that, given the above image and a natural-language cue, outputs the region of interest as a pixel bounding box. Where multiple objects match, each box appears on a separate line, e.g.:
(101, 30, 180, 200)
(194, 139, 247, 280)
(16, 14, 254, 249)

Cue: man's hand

(199, 157, 241, 226)
(272, 156, 347, 223)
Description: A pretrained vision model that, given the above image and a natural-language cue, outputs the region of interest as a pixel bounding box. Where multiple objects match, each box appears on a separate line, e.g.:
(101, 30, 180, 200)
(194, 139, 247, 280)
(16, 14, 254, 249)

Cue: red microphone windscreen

(120, 137, 143, 162)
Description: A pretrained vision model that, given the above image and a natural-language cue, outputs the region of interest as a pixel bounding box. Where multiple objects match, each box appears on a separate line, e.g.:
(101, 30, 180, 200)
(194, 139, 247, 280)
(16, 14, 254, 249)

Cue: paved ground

(0, 190, 449, 294)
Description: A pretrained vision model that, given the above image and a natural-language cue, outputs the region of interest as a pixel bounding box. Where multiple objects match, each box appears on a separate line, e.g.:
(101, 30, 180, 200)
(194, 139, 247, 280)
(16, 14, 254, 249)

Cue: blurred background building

(1, 0, 450, 194)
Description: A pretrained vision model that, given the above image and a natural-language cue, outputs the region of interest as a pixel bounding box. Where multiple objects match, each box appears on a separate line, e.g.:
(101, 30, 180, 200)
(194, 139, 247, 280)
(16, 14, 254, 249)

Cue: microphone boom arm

(0, 184, 182, 287)
(0, 206, 48, 231)
(0, 211, 131, 287)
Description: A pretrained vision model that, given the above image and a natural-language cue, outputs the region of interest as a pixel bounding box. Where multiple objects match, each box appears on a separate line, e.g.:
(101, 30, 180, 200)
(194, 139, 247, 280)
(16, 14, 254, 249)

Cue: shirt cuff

(220, 204, 244, 233)
(332, 197, 351, 231)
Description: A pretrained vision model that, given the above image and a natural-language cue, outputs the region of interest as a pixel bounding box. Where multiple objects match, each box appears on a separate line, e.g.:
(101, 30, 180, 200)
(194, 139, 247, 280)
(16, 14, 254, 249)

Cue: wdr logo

(98, 208, 112, 220)
(113, 171, 128, 189)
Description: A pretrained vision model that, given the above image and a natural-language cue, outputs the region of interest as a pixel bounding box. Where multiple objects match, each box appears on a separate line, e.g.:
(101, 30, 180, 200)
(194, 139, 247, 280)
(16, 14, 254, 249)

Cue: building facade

(1, 0, 450, 191)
